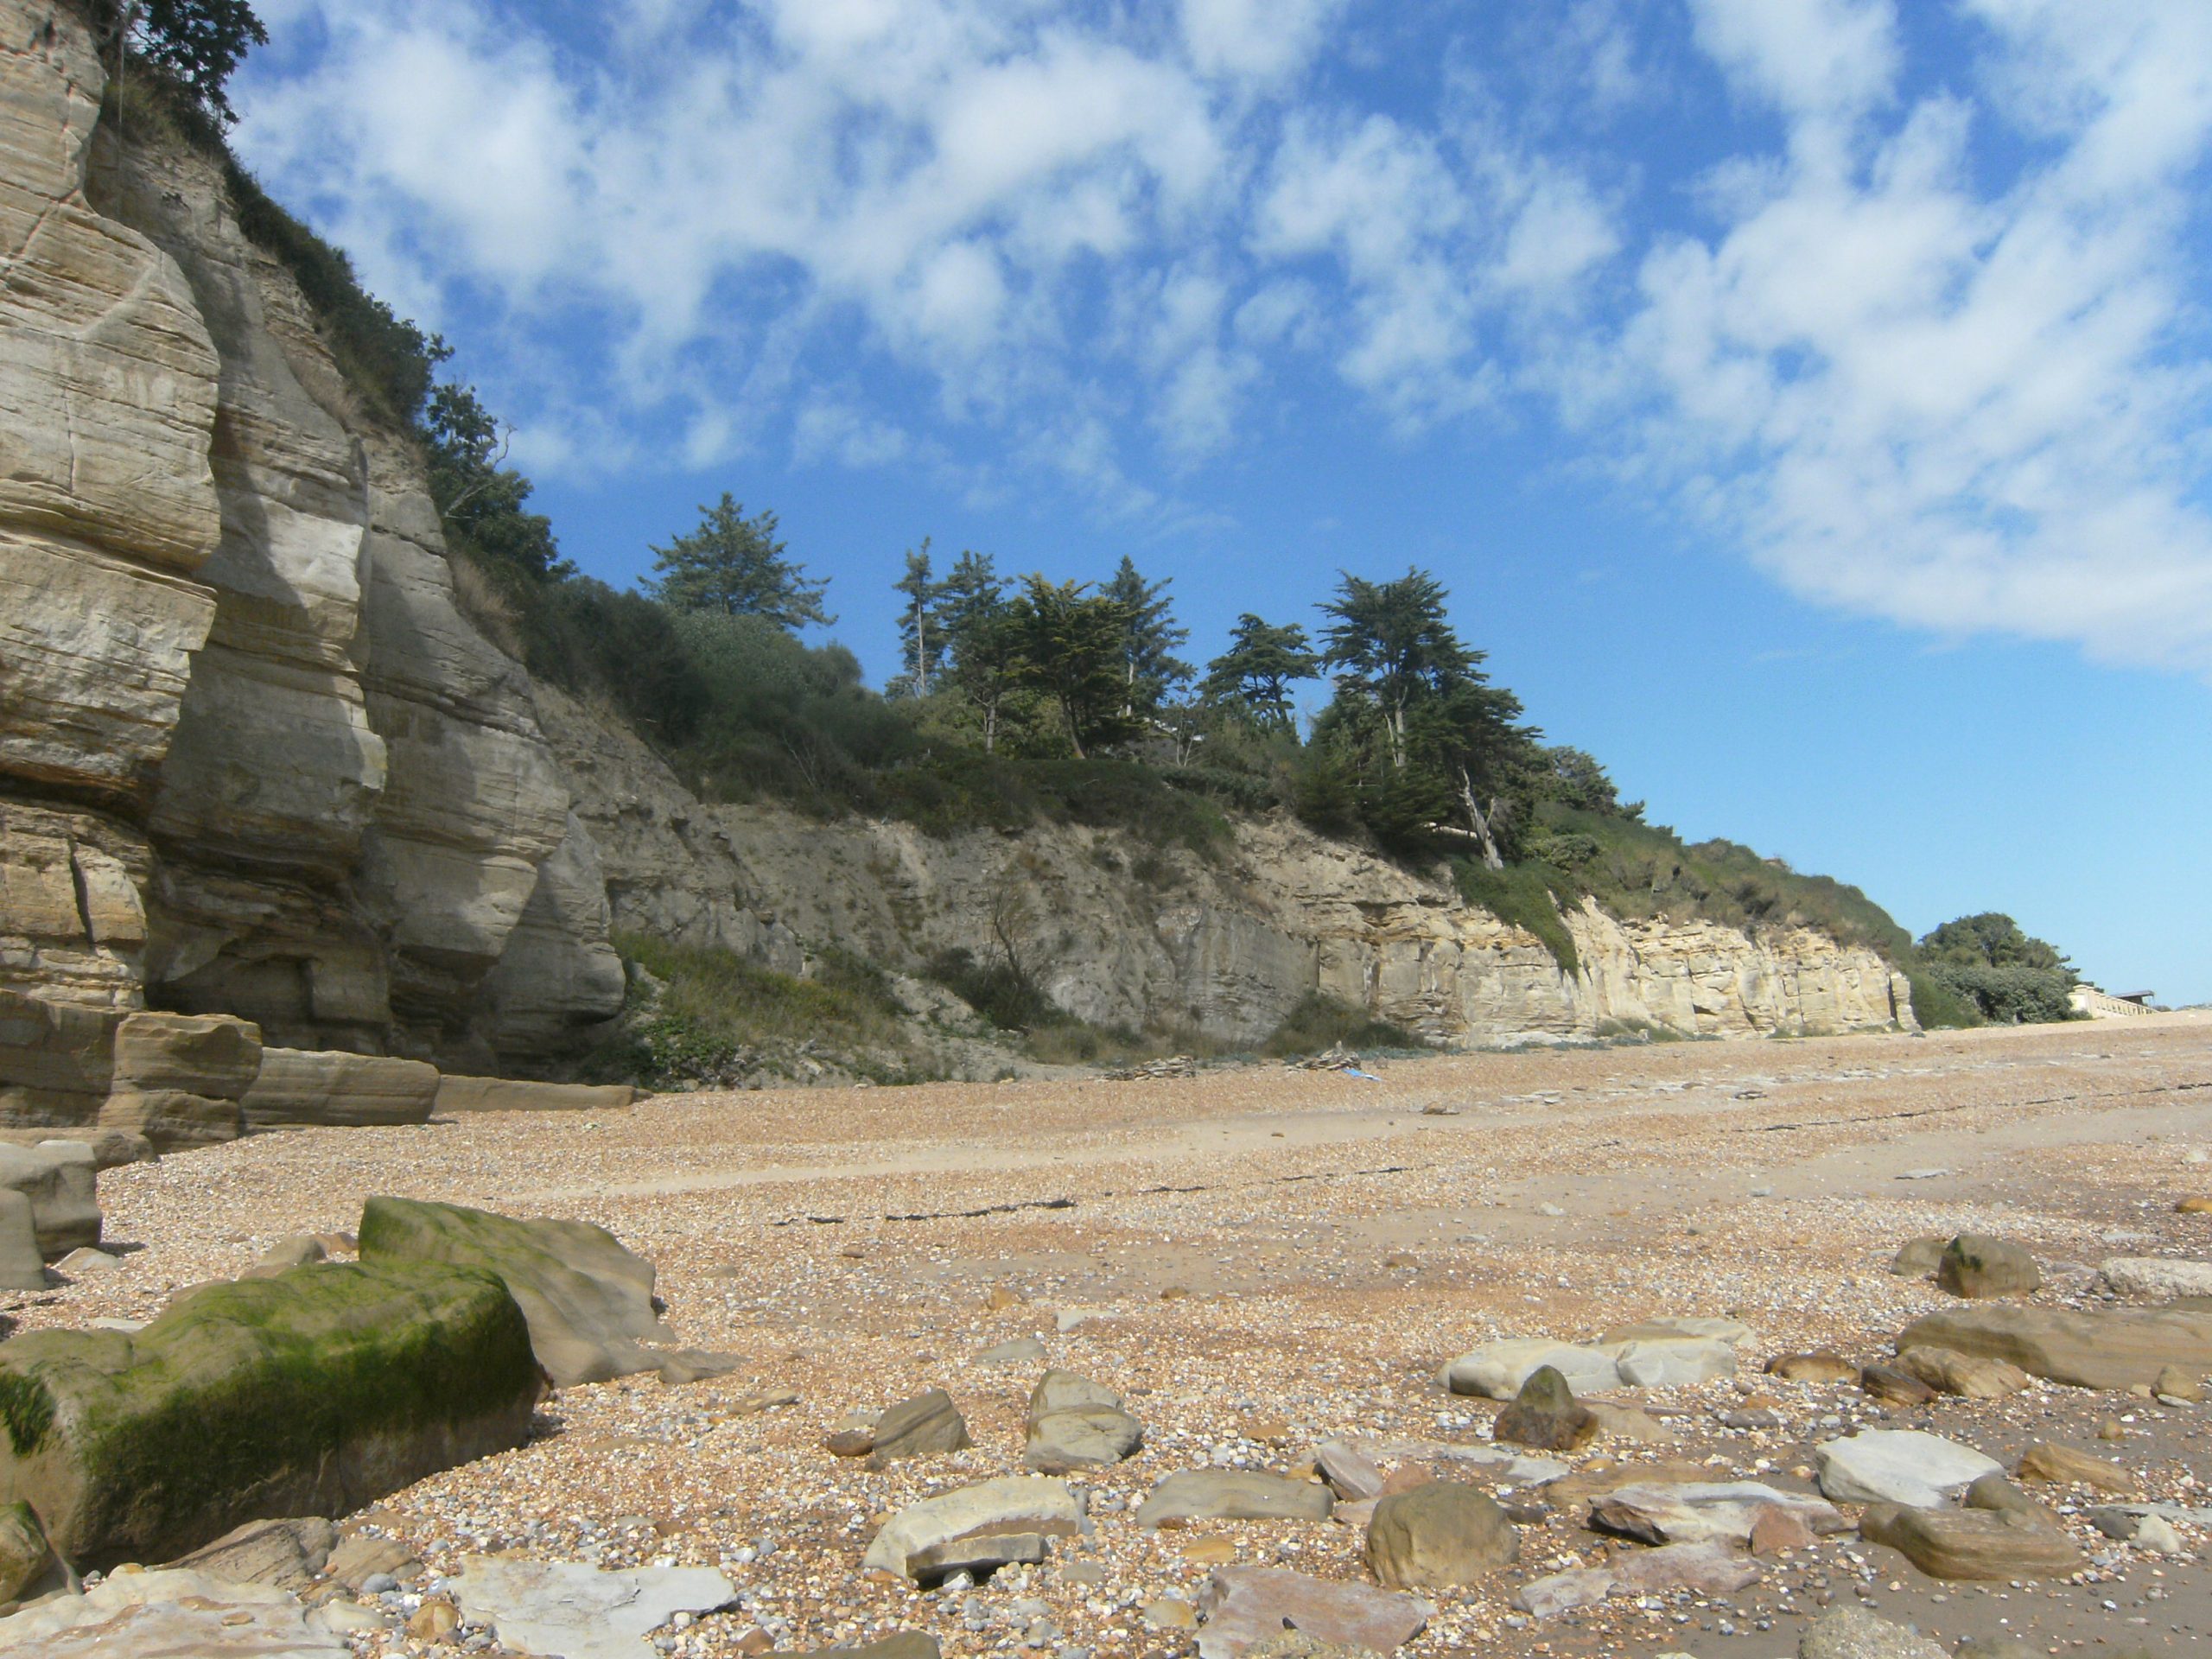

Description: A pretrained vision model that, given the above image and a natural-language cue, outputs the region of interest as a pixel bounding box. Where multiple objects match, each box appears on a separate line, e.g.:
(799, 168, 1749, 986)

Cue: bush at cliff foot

(586, 934, 949, 1088)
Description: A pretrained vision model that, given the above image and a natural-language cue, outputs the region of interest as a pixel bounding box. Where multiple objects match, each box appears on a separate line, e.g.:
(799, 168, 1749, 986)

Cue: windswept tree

(1202, 614, 1319, 732)
(1100, 556, 1191, 718)
(887, 539, 946, 698)
(1313, 568, 1540, 866)
(1318, 569, 1475, 771)
(1006, 577, 1141, 759)
(647, 495, 832, 631)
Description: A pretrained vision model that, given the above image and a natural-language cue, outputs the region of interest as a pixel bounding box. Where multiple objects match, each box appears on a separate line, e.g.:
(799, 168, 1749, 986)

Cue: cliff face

(0, 2, 1910, 1079)
(0, 1, 621, 1069)
(537, 688, 1915, 1048)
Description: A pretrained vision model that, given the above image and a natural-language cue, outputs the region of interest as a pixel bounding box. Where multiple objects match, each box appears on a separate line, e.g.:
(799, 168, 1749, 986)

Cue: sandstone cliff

(0, 1, 1911, 1112)
(0, 1, 621, 1084)
(537, 687, 1915, 1049)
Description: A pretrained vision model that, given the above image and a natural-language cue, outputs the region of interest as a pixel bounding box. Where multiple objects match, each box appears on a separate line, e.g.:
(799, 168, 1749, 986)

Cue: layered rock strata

(0, 0, 621, 1090)
(539, 689, 1913, 1047)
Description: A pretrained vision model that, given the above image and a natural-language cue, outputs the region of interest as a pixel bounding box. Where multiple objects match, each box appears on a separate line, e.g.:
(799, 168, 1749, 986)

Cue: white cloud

(231, 0, 2212, 675)
(1602, 1, 2212, 670)
(1179, 0, 1344, 86)
(1689, 0, 1899, 124)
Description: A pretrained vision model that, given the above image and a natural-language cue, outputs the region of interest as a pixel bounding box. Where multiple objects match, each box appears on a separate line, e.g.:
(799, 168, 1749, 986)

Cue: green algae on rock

(358, 1195, 668, 1387)
(0, 1261, 539, 1567)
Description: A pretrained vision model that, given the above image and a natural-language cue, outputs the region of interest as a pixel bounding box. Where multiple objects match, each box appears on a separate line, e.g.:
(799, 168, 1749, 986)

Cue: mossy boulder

(0, 1261, 540, 1567)
(358, 1196, 669, 1387)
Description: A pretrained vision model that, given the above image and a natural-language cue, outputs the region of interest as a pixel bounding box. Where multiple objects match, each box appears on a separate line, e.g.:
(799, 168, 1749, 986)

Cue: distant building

(2070, 983, 2157, 1019)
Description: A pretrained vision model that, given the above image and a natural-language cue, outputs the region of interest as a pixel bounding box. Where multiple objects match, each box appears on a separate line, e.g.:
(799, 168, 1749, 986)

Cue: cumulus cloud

(1600, 0, 2212, 670)
(232, 0, 2212, 673)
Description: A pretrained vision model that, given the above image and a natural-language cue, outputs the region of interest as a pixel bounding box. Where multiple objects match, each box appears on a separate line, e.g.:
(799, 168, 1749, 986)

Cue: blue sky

(232, 0, 2212, 1001)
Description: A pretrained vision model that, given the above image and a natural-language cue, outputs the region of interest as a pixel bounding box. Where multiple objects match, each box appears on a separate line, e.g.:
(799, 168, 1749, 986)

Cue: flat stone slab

(450, 1557, 736, 1659)
(1599, 1316, 1756, 1346)
(1025, 1370, 1142, 1472)
(1815, 1430, 2002, 1509)
(0, 1567, 346, 1656)
(2095, 1258, 2212, 1300)
(1897, 1306, 2212, 1392)
(435, 1076, 637, 1114)
(862, 1477, 1084, 1580)
(1515, 1540, 1761, 1618)
(1588, 1480, 1846, 1547)
(1137, 1470, 1333, 1529)
(1445, 1338, 1618, 1399)
(1328, 1435, 1565, 1487)
(906, 1530, 1051, 1580)
(1859, 1503, 2084, 1581)
(1599, 1336, 1737, 1387)
(1196, 1566, 1431, 1659)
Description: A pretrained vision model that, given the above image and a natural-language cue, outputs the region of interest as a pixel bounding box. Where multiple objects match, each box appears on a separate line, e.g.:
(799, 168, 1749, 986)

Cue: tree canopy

(1006, 578, 1141, 760)
(113, 0, 269, 124)
(647, 495, 832, 631)
(1100, 556, 1191, 718)
(1202, 614, 1319, 732)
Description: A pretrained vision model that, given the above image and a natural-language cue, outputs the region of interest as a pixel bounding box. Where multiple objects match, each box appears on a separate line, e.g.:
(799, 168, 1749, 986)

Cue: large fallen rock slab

(358, 1195, 668, 1387)
(1196, 1566, 1430, 1659)
(1444, 1338, 1620, 1399)
(0, 1261, 539, 1566)
(0, 1567, 346, 1656)
(239, 1050, 439, 1132)
(0, 1143, 98, 1258)
(1859, 1503, 2083, 1580)
(1514, 1540, 1761, 1618)
(0, 991, 122, 1137)
(1897, 1306, 2212, 1392)
(450, 1555, 735, 1659)
(1025, 1370, 1142, 1472)
(99, 1011, 262, 1149)
(1589, 1481, 1846, 1548)
(1815, 1430, 2001, 1509)
(861, 1476, 1084, 1580)
(1137, 1470, 1333, 1529)
(435, 1076, 636, 1115)
(1364, 1481, 1517, 1589)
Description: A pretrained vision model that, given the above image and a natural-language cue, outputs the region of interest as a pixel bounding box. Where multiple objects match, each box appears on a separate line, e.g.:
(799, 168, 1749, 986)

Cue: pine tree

(938, 551, 1017, 752)
(1201, 614, 1319, 732)
(1314, 568, 1539, 867)
(1007, 577, 1141, 759)
(646, 494, 833, 631)
(1100, 556, 1192, 718)
(889, 539, 947, 697)
(1317, 568, 1475, 770)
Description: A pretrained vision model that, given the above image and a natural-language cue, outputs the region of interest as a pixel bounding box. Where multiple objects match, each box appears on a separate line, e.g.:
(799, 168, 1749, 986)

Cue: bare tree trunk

(1457, 765, 1505, 871)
